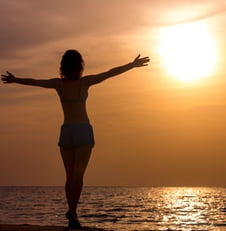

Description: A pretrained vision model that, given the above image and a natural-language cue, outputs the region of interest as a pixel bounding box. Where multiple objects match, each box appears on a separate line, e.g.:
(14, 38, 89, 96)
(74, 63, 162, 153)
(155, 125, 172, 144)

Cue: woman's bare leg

(60, 146, 92, 221)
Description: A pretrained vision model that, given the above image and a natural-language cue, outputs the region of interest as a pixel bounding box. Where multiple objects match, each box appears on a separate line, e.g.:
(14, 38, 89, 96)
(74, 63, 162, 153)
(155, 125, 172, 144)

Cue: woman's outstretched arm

(83, 54, 150, 86)
(1, 71, 59, 89)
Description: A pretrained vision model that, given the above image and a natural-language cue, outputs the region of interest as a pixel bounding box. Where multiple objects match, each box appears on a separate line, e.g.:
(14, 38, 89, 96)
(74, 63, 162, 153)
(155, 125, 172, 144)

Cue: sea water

(0, 186, 225, 230)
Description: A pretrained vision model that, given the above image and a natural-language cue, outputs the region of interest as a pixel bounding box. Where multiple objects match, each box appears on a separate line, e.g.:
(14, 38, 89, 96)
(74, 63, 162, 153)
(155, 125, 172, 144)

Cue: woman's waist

(63, 113, 90, 123)
(60, 122, 93, 132)
(63, 117, 90, 124)
(62, 110, 89, 123)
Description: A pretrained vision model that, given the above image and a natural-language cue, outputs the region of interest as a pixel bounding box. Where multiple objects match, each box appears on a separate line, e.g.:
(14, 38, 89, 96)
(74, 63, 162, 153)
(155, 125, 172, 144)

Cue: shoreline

(0, 224, 112, 231)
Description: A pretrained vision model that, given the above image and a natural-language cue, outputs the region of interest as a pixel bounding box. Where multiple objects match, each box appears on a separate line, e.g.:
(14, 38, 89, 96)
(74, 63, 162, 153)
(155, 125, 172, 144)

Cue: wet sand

(0, 224, 112, 231)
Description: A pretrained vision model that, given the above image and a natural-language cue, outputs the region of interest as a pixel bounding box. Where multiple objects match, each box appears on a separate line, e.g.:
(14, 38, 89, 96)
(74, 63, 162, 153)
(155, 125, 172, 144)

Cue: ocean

(0, 186, 225, 231)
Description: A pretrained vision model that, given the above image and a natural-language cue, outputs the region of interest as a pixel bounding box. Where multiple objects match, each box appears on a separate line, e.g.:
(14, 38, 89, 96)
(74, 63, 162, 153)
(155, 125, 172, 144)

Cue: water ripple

(0, 186, 226, 230)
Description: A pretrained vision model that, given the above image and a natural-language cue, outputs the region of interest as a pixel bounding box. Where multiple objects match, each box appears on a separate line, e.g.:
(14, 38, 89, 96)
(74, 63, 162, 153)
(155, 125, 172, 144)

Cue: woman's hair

(60, 50, 84, 80)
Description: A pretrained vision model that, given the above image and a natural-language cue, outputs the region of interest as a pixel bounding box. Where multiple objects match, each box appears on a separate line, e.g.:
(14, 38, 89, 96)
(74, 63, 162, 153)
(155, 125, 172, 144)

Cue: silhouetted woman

(1, 50, 150, 229)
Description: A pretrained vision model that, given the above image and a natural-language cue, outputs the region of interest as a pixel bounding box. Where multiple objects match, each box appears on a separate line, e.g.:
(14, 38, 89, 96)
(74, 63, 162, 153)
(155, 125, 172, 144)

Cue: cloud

(0, 1, 137, 54)
(0, 0, 154, 75)
(1, 0, 225, 61)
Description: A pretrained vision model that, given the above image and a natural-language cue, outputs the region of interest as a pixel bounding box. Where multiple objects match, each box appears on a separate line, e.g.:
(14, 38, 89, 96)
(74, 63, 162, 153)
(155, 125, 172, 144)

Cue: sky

(0, 0, 226, 187)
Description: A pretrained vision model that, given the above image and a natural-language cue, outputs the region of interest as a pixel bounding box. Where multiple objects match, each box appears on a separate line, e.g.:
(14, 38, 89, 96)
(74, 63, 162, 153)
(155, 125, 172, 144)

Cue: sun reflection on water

(157, 187, 225, 230)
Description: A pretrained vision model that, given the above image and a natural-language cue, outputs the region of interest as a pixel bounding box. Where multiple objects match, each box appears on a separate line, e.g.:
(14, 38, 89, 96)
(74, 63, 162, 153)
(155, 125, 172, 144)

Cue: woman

(1, 50, 150, 229)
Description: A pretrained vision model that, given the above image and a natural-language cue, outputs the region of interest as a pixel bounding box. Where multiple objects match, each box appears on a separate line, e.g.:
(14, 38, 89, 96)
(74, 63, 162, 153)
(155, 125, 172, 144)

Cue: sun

(158, 23, 218, 83)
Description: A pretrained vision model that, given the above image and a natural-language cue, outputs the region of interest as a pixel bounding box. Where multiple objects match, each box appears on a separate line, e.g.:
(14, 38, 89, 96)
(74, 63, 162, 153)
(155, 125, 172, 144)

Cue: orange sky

(0, 0, 226, 187)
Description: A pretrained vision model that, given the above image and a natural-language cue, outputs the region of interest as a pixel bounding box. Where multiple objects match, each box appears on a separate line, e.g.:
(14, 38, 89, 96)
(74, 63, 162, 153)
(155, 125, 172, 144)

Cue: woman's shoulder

(49, 78, 62, 88)
(48, 78, 61, 83)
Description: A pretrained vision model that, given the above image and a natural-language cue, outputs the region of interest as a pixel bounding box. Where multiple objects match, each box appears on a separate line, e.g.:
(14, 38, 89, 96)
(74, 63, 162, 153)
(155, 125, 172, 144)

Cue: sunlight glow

(158, 23, 218, 83)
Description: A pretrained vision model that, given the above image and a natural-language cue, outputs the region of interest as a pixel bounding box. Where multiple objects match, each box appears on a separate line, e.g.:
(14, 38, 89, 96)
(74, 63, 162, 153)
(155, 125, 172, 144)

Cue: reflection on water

(158, 188, 226, 230)
(0, 187, 225, 230)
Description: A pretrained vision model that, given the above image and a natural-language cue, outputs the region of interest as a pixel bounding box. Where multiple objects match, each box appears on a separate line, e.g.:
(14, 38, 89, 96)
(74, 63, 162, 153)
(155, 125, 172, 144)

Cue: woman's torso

(56, 79, 90, 124)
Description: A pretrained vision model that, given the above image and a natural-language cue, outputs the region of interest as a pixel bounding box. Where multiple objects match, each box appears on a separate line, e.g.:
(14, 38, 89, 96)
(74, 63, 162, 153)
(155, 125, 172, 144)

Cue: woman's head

(60, 50, 84, 80)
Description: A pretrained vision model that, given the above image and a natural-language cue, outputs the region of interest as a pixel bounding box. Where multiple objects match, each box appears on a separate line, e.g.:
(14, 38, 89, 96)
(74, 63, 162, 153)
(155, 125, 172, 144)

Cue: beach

(0, 224, 111, 231)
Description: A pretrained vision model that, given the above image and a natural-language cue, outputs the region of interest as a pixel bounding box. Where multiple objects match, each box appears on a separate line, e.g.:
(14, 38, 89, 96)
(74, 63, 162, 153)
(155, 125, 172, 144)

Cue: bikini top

(60, 80, 88, 103)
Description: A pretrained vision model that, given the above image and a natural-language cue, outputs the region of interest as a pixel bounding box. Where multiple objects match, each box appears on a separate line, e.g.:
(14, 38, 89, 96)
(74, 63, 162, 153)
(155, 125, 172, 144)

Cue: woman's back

(57, 79, 90, 123)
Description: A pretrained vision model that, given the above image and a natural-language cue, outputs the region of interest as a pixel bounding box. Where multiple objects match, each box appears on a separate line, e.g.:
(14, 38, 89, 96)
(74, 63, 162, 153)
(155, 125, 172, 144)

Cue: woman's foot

(66, 211, 82, 229)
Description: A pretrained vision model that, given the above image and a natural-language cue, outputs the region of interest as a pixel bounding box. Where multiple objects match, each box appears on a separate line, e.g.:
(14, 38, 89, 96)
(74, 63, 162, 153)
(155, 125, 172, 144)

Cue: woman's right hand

(1, 71, 16, 84)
